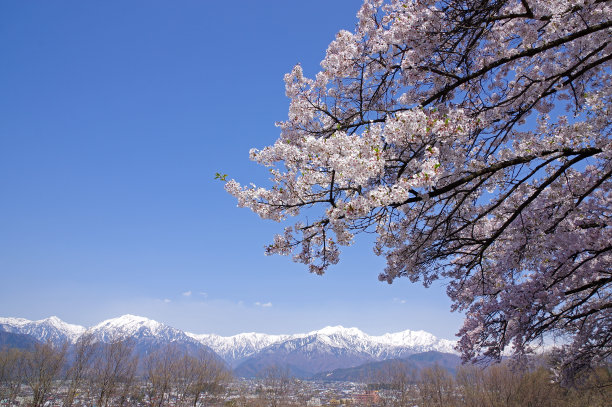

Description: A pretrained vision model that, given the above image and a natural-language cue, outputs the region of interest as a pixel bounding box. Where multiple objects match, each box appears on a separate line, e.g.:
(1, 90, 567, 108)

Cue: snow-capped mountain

(372, 328, 457, 356)
(0, 316, 86, 345)
(89, 314, 194, 343)
(0, 315, 199, 346)
(303, 325, 457, 356)
(186, 331, 291, 366)
(0, 315, 221, 363)
(227, 325, 457, 375)
(188, 325, 456, 372)
(0, 315, 457, 376)
(86, 315, 220, 361)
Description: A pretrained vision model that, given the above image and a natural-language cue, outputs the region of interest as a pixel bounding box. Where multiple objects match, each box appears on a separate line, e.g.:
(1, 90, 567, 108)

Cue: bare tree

(455, 360, 612, 407)
(184, 350, 231, 407)
(417, 365, 456, 407)
(0, 348, 26, 406)
(565, 366, 612, 407)
(64, 333, 98, 407)
(172, 353, 195, 407)
(141, 346, 230, 407)
(116, 355, 139, 407)
(480, 363, 523, 407)
(455, 365, 487, 407)
(22, 341, 67, 407)
(377, 360, 417, 407)
(259, 364, 293, 407)
(143, 345, 180, 407)
(90, 338, 138, 407)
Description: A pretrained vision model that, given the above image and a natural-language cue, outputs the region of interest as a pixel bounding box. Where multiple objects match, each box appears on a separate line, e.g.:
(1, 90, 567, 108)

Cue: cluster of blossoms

(226, 0, 611, 382)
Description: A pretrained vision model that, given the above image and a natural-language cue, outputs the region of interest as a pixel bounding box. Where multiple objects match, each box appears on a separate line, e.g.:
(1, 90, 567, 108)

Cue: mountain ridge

(188, 324, 456, 367)
(0, 316, 86, 344)
(0, 315, 458, 375)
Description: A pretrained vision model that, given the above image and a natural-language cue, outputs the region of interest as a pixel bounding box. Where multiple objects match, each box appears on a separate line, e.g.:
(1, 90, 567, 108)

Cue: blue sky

(0, 0, 462, 338)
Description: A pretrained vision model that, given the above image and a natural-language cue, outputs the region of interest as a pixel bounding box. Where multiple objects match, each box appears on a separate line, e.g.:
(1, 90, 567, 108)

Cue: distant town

(0, 344, 609, 407)
(1, 315, 609, 406)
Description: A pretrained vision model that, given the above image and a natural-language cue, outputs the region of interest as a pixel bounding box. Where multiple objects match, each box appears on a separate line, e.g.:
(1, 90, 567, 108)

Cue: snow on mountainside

(0, 315, 457, 373)
(291, 325, 456, 357)
(86, 315, 222, 362)
(186, 331, 291, 366)
(230, 325, 458, 375)
(189, 325, 457, 369)
(371, 329, 457, 357)
(0, 316, 85, 344)
(0, 315, 220, 363)
(88, 314, 191, 342)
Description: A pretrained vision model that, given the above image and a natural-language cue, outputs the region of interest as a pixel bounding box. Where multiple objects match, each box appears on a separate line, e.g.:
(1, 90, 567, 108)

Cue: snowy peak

(188, 327, 371, 367)
(187, 324, 457, 369)
(186, 331, 291, 366)
(87, 314, 187, 343)
(0, 314, 457, 374)
(92, 314, 164, 333)
(0, 317, 31, 328)
(42, 316, 87, 336)
(379, 329, 438, 346)
(375, 329, 457, 355)
(0, 316, 86, 344)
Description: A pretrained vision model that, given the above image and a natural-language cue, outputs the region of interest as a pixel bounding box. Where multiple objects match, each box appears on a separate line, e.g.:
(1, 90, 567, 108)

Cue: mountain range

(0, 315, 457, 378)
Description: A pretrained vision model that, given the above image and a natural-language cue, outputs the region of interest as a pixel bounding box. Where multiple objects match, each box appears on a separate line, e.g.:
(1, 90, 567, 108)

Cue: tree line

(372, 360, 610, 407)
(0, 334, 230, 407)
(1, 337, 610, 407)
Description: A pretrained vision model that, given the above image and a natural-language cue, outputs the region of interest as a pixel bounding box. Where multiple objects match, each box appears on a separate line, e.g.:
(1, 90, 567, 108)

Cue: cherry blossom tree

(225, 0, 611, 381)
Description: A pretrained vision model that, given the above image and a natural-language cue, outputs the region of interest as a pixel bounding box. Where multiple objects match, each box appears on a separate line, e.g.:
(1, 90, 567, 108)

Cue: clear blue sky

(0, 0, 462, 338)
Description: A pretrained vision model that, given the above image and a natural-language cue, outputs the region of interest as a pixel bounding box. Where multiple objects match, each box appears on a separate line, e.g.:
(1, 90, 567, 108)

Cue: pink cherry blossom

(226, 0, 611, 382)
